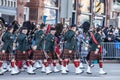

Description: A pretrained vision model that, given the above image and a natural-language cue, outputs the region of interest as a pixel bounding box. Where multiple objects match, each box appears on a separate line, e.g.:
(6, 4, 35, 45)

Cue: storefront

(77, 0, 91, 26)
(26, 0, 107, 26)
(77, 0, 106, 27)
(0, 0, 17, 24)
(110, 0, 120, 27)
(44, 0, 59, 24)
(94, 0, 106, 28)
(43, 0, 77, 25)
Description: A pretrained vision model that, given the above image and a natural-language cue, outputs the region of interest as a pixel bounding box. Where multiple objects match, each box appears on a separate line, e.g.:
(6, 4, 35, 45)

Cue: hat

(70, 24, 77, 28)
(109, 30, 113, 33)
(40, 23, 45, 29)
(7, 25, 13, 30)
(21, 27, 28, 30)
(50, 27, 56, 31)
(96, 27, 102, 32)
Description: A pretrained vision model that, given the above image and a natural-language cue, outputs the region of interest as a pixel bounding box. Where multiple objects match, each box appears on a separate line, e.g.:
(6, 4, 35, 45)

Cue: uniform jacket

(17, 33, 29, 51)
(64, 30, 78, 50)
(1, 31, 14, 53)
(89, 33, 102, 51)
(45, 33, 55, 52)
(34, 30, 44, 50)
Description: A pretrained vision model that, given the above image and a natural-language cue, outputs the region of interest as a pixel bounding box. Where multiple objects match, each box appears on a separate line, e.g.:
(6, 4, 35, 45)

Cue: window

(78, 0, 91, 13)
(5, 0, 7, 6)
(44, 0, 58, 7)
(77, 14, 90, 25)
(0, 0, 1, 5)
(44, 8, 57, 24)
(8, 1, 10, 7)
(72, 0, 76, 10)
(114, 0, 120, 5)
(114, 0, 120, 3)
(1, 0, 3, 5)
(11, 1, 13, 7)
(14, 2, 16, 7)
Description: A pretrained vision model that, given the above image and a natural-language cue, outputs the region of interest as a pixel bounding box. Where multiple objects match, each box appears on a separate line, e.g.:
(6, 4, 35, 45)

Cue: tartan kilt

(89, 51, 102, 61)
(46, 51, 58, 60)
(0, 52, 16, 61)
(33, 50, 44, 60)
(0, 52, 9, 61)
(16, 50, 28, 61)
(61, 49, 80, 60)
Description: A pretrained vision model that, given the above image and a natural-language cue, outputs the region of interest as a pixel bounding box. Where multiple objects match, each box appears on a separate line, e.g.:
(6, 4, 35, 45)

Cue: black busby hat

(70, 24, 77, 28)
(50, 27, 56, 31)
(7, 25, 13, 31)
(96, 27, 102, 32)
(21, 27, 28, 30)
(40, 23, 45, 29)
(109, 30, 113, 33)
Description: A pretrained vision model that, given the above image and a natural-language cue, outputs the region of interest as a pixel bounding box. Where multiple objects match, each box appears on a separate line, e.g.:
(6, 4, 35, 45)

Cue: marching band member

(0, 25, 19, 75)
(16, 27, 35, 74)
(61, 24, 83, 74)
(32, 24, 46, 71)
(44, 27, 60, 74)
(87, 27, 107, 75)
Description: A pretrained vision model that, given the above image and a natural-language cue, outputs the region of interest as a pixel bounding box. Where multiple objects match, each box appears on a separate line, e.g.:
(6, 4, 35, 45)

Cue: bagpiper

(61, 24, 83, 74)
(16, 27, 35, 74)
(86, 27, 107, 75)
(0, 25, 19, 75)
(43, 27, 60, 74)
(32, 24, 46, 71)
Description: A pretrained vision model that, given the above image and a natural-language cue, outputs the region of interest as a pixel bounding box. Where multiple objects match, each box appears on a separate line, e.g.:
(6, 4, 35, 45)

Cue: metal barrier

(102, 42, 120, 59)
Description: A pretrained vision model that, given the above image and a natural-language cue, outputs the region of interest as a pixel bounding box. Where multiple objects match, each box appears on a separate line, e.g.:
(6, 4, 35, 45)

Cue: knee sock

(0, 62, 3, 67)
(74, 61, 80, 68)
(63, 60, 68, 67)
(99, 62, 103, 68)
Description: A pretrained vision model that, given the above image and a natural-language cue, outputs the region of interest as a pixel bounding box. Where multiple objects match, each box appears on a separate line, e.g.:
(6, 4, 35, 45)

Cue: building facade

(0, 0, 17, 24)
(1, 0, 119, 28)
(25, 0, 109, 27)
(107, 0, 120, 28)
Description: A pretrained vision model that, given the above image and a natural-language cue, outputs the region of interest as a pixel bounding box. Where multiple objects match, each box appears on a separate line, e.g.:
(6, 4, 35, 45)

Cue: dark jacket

(89, 33, 102, 51)
(34, 30, 45, 50)
(45, 33, 55, 52)
(17, 33, 29, 51)
(64, 30, 78, 50)
(1, 31, 14, 53)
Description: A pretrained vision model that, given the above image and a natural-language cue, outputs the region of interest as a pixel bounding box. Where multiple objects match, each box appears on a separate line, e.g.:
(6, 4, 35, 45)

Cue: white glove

(95, 49, 99, 55)
(33, 45, 37, 50)
(2, 50, 5, 54)
(23, 51, 26, 54)
(69, 50, 72, 53)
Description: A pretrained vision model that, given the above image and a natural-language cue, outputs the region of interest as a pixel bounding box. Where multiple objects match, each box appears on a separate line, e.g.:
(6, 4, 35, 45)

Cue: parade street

(0, 63, 120, 80)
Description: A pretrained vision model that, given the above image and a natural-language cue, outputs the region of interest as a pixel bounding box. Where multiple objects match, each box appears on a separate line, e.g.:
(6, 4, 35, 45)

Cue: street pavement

(0, 63, 120, 80)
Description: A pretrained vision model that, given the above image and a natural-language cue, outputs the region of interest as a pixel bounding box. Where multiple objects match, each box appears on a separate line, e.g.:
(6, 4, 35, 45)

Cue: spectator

(105, 30, 115, 42)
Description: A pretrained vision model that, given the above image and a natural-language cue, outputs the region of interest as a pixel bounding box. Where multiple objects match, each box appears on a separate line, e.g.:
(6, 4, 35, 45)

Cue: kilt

(33, 50, 44, 60)
(89, 51, 102, 61)
(0, 52, 9, 61)
(0, 51, 16, 61)
(16, 50, 28, 61)
(61, 49, 80, 60)
(46, 51, 58, 60)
